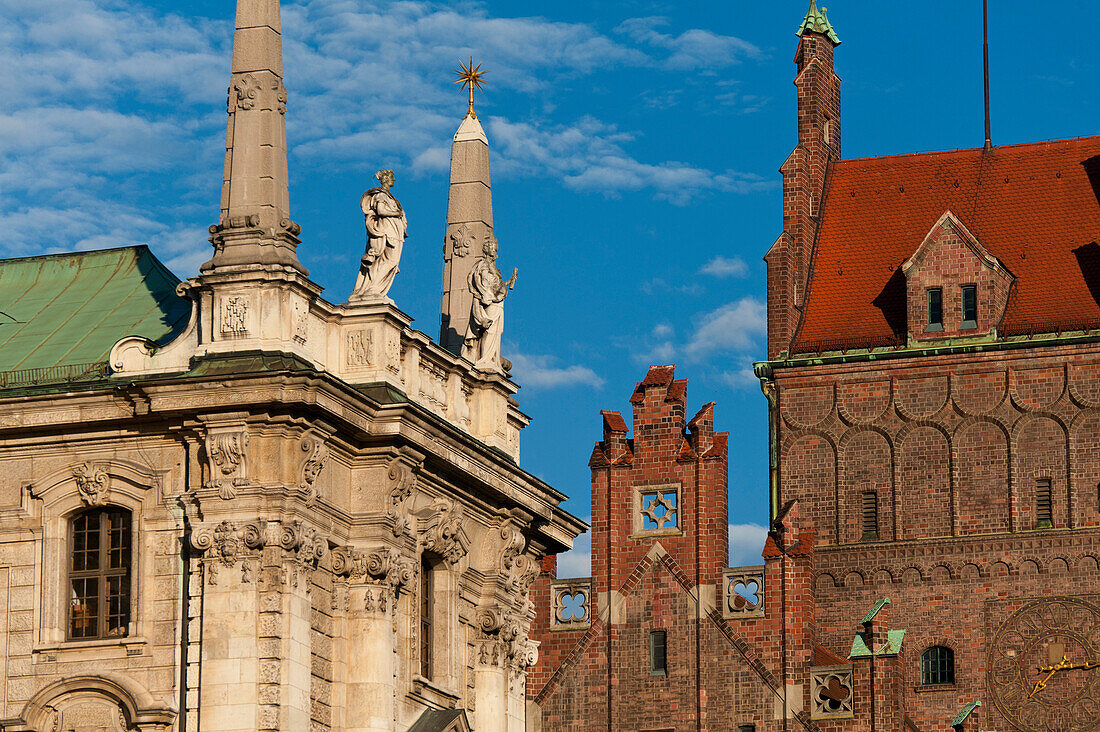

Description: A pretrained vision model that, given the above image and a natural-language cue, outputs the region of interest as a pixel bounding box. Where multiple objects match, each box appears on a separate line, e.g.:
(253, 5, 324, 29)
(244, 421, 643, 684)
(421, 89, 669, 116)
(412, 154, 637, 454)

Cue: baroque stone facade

(0, 2, 582, 731)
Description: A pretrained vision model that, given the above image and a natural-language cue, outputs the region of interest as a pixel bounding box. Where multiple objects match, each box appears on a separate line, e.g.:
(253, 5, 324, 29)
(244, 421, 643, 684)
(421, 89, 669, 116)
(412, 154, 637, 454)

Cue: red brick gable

(791, 136, 1100, 353)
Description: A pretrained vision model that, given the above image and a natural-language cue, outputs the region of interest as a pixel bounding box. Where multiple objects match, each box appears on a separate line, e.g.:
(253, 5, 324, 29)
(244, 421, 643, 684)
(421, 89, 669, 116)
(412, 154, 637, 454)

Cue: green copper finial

(797, 0, 841, 45)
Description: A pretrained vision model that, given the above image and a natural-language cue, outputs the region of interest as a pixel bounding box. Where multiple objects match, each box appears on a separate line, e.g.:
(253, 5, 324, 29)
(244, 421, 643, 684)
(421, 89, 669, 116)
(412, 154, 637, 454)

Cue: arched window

(70, 508, 132, 640)
(920, 646, 954, 686)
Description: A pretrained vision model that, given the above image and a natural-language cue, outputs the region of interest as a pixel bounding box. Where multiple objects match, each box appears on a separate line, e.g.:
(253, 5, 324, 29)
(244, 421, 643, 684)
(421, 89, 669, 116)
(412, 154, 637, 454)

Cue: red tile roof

(792, 136, 1100, 353)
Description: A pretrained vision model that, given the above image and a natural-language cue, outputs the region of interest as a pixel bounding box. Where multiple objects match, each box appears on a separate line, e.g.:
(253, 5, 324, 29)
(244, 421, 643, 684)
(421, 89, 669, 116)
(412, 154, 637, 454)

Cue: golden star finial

(454, 58, 486, 118)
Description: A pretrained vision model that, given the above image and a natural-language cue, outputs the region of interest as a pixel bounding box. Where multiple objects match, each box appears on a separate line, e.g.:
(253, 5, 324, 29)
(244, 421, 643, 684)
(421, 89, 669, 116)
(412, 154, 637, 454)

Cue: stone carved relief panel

(221, 295, 249, 336)
(345, 329, 374, 368)
(722, 566, 765, 619)
(810, 664, 854, 720)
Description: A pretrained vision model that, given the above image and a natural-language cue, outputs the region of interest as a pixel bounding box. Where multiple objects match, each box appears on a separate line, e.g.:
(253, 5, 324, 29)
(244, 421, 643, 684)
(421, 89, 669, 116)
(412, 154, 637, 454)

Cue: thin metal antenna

(983, 0, 992, 152)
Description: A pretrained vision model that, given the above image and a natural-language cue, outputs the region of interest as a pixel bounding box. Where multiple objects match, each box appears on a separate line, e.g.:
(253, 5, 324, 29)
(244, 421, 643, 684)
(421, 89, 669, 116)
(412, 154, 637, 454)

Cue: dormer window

(902, 211, 1014, 344)
(961, 285, 977, 329)
(926, 288, 943, 332)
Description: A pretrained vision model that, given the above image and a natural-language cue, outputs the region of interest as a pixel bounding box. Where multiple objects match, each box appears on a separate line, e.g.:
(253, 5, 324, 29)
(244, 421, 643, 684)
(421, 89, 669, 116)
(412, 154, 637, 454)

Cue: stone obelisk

(440, 60, 493, 354)
(202, 0, 306, 275)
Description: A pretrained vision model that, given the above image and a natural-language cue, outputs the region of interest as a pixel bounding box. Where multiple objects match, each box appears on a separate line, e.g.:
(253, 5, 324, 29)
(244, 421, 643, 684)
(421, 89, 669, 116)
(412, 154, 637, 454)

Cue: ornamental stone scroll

(201, 424, 250, 500)
(421, 498, 469, 565)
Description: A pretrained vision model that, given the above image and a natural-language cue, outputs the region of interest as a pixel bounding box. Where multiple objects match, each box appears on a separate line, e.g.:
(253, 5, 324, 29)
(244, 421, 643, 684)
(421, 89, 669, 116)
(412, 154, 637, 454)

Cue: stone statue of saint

(462, 236, 517, 372)
(350, 169, 407, 302)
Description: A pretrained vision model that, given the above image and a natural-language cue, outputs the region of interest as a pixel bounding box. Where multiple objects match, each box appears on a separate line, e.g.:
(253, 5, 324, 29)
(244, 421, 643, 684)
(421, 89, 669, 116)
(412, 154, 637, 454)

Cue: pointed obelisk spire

(202, 0, 306, 274)
(440, 60, 493, 353)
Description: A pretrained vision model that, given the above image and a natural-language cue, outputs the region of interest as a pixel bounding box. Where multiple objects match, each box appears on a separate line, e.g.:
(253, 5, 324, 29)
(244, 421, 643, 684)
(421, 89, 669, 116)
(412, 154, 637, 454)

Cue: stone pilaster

(332, 546, 415, 732)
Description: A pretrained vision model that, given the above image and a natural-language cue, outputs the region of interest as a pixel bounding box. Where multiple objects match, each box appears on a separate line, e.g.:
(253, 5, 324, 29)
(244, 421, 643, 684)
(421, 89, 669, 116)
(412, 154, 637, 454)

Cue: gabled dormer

(901, 211, 1014, 344)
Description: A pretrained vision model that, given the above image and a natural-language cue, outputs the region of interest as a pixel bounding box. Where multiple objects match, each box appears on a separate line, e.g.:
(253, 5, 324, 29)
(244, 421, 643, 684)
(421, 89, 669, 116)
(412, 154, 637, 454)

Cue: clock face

(988, 598, 1100, 732)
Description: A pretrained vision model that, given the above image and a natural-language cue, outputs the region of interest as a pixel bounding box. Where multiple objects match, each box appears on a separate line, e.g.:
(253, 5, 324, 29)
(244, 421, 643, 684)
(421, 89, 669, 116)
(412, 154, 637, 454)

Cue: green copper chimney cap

(797, 0, 841, 45)
(861, 597, 890, 625)
(952, 700, 981, 727)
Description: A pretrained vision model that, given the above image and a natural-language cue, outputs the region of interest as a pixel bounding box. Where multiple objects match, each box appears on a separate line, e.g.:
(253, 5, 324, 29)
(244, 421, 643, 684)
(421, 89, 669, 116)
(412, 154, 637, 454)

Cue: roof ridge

(0, 244, 150, 266)
(834, 133, 1100, 166)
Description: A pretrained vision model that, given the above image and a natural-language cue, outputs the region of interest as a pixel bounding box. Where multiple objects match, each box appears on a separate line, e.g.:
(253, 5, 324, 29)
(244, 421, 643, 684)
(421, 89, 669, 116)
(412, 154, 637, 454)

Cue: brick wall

(773, 342, 1100, 727)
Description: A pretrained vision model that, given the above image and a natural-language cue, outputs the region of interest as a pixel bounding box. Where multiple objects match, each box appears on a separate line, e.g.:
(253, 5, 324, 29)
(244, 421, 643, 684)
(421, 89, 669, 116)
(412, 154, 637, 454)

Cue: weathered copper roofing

(792, 136, 1100, 354)
(796, 0, 840, 45)
(0, 245, 189, 375)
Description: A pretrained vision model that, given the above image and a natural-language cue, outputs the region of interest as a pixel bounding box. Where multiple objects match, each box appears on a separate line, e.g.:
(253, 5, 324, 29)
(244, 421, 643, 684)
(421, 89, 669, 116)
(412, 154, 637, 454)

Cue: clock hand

(1030, 655, 1070, 699)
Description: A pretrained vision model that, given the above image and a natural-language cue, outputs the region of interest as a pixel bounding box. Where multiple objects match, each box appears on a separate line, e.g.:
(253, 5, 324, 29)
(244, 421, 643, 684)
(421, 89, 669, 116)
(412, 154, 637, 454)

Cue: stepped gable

(793, 136, 1100, 353)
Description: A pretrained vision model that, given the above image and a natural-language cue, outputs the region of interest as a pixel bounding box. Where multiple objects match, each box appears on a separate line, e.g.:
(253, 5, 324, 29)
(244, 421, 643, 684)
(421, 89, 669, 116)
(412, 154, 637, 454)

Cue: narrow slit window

(961, 285, 978, 329)
(649, 630, 667, 676)
(926, 288, 943, 332)
(419, 555, 434, 679)
(861, 492, 878, 540)
(1037, 479, 1053, 528)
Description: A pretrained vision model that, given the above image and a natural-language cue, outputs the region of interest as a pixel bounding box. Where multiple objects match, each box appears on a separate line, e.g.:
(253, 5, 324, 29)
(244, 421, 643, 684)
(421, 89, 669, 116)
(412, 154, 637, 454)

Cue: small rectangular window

(961, 285, 978, 329)
(861, 492, 878, 540)
(1037, 479, 1053, 528)
(926, 288, 943, 332)
(649, 630, 667, 676)
(738, 726, 756, 732)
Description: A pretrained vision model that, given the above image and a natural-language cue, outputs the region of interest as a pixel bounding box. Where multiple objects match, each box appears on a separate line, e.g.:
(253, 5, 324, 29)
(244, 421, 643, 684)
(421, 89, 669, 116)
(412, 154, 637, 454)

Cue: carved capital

(190, 520, 253, 585)
(72, 462, 110, 506)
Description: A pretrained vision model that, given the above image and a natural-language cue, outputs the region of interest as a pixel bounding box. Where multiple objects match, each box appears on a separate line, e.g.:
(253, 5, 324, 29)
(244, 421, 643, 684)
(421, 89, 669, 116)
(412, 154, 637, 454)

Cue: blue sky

(1, 0, 1095, 574)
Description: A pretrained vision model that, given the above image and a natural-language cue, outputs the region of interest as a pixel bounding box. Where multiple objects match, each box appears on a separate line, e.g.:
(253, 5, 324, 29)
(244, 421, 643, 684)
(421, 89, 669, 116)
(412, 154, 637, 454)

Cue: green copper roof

(849, 628, 906, 659)
(0, 246, 190, 375)
(952, 700, 981, 727)
(861, 597, 890, 624)
(797, 0, 841, 45)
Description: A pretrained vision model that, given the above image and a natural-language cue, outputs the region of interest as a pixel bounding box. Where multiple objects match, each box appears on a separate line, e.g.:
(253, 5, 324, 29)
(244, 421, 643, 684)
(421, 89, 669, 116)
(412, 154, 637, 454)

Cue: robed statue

(350, 169, 407, 302)
(462, 236, 517, 372)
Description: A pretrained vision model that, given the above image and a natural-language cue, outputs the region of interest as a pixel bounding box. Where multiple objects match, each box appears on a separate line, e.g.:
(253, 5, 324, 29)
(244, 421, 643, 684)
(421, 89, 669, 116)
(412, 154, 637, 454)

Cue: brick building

(759, 1, 1100, 730)
(530, 3, 1100, 731)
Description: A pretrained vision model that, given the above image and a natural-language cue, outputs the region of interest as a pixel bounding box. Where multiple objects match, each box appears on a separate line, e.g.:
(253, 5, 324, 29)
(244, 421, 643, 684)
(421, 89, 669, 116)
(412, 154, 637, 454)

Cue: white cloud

(684, 298, 766, 360)
(556, 531, 591, 578)
(700, 255, 748, 278)
(510, 351, 605, 390)
(720, 365, 760, 390)
(729, 523, 768, 566)
(614, 17, 763, 70)
(0, 0, 773, 266)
